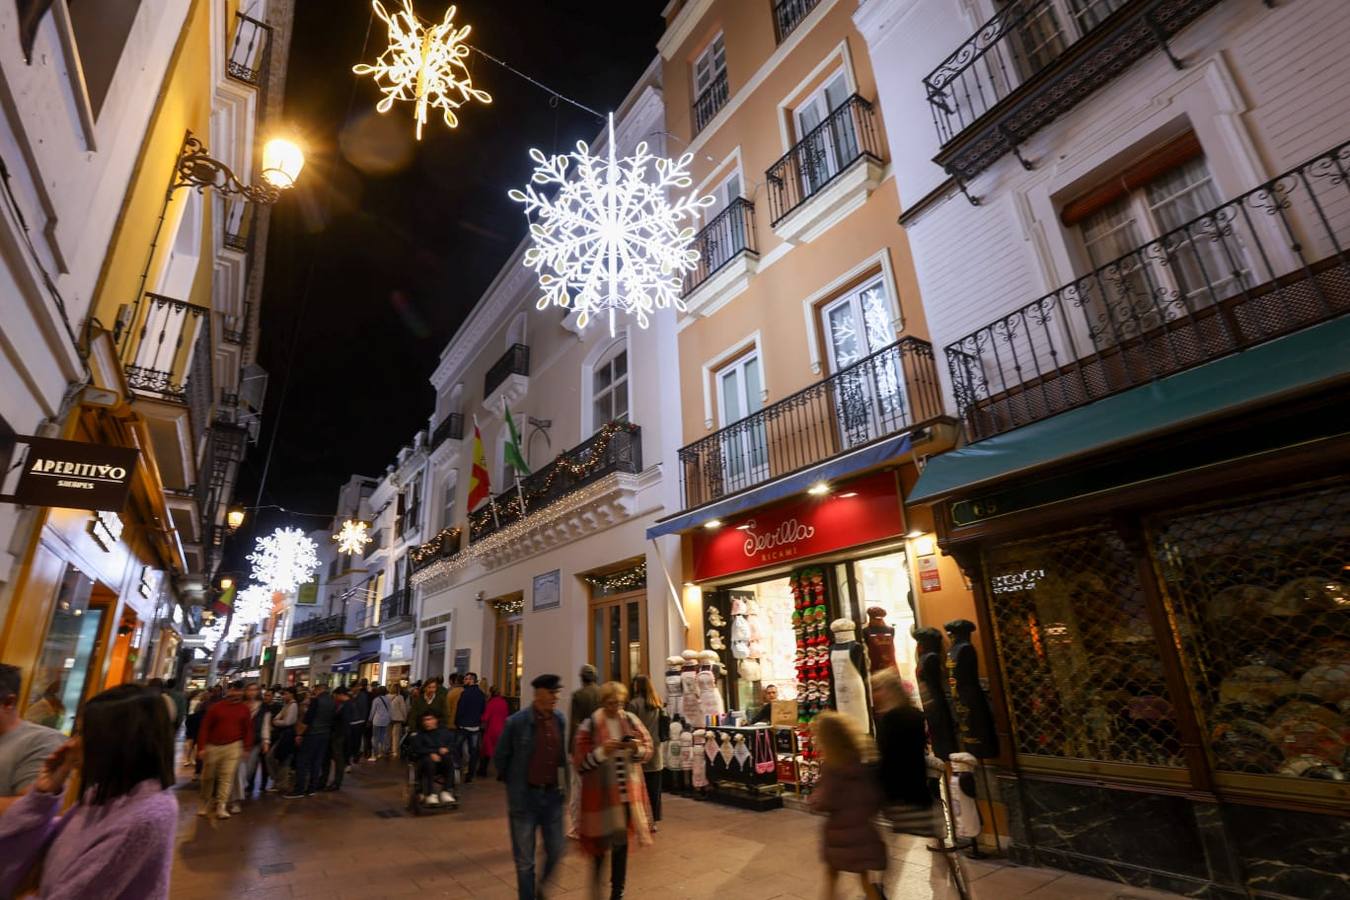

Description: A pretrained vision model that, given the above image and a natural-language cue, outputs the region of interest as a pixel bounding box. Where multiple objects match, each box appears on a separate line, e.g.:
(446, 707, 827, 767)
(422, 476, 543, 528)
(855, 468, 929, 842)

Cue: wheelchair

(399, 732, 459, 816)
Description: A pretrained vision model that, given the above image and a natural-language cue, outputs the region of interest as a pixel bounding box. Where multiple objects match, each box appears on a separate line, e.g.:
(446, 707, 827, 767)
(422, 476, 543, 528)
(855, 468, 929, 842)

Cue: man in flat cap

(495, 673, 567, 899)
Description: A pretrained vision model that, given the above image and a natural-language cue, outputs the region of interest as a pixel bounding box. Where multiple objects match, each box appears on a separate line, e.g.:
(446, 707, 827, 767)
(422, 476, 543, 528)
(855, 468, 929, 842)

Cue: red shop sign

(692, 470, 905, 581)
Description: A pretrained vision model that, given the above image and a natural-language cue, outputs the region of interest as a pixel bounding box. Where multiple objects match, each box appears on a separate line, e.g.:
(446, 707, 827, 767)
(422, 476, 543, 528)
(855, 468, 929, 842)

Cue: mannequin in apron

(697, 649, 726, 724)
(829, 618, 871, 733)
(912, 626, 959, 760)
(679, 650, 702, 726)
(863, 606, 901, 675)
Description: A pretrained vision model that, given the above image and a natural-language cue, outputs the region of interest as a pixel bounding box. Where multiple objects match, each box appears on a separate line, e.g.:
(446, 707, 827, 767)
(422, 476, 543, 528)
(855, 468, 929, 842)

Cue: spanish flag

(468, 418, 491, 510)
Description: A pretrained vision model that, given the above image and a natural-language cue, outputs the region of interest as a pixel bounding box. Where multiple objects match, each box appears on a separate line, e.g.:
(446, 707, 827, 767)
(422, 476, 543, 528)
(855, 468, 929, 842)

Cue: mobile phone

(621, 735, 636, 743)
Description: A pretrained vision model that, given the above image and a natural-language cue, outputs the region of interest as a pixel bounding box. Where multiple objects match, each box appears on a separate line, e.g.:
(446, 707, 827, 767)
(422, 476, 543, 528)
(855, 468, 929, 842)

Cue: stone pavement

(170, 760, 1183, 900)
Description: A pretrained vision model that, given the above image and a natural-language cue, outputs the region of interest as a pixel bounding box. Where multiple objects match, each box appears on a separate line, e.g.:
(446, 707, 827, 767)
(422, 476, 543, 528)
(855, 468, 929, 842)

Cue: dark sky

(228, 0, 664, 560)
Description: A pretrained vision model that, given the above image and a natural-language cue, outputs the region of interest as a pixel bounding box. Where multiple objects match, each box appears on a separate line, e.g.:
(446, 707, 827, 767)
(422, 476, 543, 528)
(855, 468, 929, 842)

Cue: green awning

(908, 314, 1350, 504)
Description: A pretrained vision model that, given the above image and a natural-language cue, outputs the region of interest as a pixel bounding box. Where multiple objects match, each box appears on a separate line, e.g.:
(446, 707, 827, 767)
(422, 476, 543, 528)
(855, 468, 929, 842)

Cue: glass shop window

(26, 566, 104, 735)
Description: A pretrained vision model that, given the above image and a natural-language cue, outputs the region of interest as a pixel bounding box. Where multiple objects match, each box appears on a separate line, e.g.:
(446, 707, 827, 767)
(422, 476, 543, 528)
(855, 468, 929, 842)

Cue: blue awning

(908, 313, 1350, 504)
(330, 650, 379, 672)
(647, 432, 912, 539)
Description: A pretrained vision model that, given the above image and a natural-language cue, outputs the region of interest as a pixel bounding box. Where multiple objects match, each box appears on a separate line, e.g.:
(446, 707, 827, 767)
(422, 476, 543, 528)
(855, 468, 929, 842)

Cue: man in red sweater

(197, 681, 253, 819)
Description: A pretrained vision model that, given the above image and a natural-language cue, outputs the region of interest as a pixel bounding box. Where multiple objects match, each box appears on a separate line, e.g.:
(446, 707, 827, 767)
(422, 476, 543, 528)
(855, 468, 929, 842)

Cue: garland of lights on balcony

(583, 561, 647, 596)
(410, 526, 462, 567)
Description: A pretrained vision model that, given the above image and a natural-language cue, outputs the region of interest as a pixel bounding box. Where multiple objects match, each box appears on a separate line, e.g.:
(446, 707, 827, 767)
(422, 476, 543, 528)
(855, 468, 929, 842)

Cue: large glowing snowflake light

(352, 0, 491, 141)
(199, 618, 225, 653)
(247, 527, 320, 594)
(510, 114, 715, 336)
(333, 519, 373, 556)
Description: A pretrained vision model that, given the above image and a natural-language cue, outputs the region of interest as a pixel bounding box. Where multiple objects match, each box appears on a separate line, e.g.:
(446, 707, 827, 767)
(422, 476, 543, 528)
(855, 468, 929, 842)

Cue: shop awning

(331, 651, 379, 672)
(647, 432, 912, 539)
(908, 314, 1350, 505)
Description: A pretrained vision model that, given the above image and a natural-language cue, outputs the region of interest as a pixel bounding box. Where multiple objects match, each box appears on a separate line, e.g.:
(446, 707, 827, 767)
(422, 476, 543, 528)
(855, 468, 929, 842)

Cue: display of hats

(1270, 577, 1347, 615)
(1206, 584, 1272, 622)
(1270, 718, 1347, 765)
(1277, 755, 1347, 781)
(1212, 727, 1283, 774)
(1218, 665, 1299, 706)
(1300, 664, 1350, 706)
(1266, 699, 1347, 734)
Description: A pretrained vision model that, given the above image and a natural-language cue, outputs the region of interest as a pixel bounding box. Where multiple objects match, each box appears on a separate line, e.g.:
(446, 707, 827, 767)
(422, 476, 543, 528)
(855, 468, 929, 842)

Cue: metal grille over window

(1150, 481, 1350, 784)
(984, 525, 1185, 768)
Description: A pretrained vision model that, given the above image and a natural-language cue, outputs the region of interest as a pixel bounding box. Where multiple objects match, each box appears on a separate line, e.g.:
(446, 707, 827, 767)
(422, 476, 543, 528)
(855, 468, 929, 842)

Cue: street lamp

(173, 131, 305, 204)
(227, 505, 246, 531)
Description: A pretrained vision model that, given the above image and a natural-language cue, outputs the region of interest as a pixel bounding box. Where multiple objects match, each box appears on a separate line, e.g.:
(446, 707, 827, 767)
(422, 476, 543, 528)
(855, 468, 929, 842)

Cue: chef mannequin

(912, 626, 959, 760)
(945, 619, 999, 758)
(829, 618, 871, 733)
(697, 649, 726, 723)
(679, 650, 702, 726)
(863, 606, 901, 675)
(664, 655, 685, 722)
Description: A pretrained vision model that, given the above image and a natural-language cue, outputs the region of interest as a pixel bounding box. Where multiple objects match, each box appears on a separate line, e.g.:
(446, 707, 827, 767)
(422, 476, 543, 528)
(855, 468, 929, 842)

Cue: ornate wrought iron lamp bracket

(171, 132, 281, 205)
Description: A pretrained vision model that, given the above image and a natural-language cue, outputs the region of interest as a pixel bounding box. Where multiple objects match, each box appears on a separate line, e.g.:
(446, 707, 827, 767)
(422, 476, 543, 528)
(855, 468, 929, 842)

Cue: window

(708, 171, 742, 219)
(425, 627, 447, 683)
(820, 279, 906, 447)
(589, 590, 647, 687)
(591, 341, 629, 430)
(794, 71, 856, 196)
(441, 475, 457, 529)
(694, 33, 726, 97)
(493, 605, 523, 699)
(405, 481, 421, 536)
(717, 351, 768, 486)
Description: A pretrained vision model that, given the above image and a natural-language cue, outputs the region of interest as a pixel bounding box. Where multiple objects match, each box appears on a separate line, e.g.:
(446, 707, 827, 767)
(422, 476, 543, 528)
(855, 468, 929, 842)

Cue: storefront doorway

(492, 598, 523, 701)
(25, 568, 114, 734)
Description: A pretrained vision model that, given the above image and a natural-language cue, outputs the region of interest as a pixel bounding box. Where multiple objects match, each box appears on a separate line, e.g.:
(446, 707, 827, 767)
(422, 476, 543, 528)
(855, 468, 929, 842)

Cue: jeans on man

(508, 785, 565, 900)
(372, 724, 390, 758)
(328, 734, 348, 789)
(455, 728, 481, 782)
(417, 754, 453, 797)
(293, 733, 328, 794)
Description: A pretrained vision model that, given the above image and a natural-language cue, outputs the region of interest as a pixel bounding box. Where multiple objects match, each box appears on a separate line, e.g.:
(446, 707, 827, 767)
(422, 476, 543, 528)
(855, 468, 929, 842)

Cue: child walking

(809, 711, 888, 900)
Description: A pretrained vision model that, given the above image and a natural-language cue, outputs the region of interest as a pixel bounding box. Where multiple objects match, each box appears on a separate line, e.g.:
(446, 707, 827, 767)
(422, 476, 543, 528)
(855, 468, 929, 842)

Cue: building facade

(861, 0, 1350, 894)
(0, 1, 294, 718)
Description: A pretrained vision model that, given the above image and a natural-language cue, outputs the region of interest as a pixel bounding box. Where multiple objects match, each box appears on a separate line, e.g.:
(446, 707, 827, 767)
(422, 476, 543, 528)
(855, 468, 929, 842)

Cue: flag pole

(505, 396, 528, 517)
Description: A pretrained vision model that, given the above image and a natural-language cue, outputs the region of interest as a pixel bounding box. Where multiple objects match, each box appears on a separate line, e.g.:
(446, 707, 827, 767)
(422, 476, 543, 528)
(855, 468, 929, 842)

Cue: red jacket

(198, 700, 254, 751)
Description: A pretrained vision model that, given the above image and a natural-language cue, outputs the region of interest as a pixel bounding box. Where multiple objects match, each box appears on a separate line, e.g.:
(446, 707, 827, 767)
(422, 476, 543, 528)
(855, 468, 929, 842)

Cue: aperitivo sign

(691, 470, 905, 581)
(1, 435, 139, 513)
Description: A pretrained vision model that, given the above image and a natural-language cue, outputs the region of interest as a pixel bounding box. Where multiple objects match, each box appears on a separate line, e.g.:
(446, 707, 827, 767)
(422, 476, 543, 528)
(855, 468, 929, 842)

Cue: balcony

(774, 0, 824, 43)
(410, 527, 462, 574)
(397, 503, 420, 541)
(119, 293, 210, 404)
(226, 9, 272, 87)
(693, 71, 729, 135)
(682, 198, 758, 316)
(946, 139, 1350, 443)
(483, 343, 530, 413)
(430, 412, 464, 450)
(766, 95, 885, 243)
(679, 338, 944, 509)
(365, 529, 386, 558)
(470, 422, 643, 543)
(378, 587, 414, 632)
(290, 614, 346, 640)
(924, 0, 1229, 185)
(223, 199, 253, 254)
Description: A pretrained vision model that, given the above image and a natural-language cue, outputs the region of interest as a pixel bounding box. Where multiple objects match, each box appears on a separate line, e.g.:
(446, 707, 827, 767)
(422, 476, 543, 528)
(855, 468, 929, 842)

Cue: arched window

(589, 339, 629, 432)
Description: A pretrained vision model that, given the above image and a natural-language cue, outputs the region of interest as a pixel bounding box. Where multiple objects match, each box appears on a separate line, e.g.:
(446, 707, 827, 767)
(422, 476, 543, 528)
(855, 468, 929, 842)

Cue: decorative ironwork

(227, 11, 272, 86)
(678, 337, 944, 510)
(693, 70, 730, 134)
(469, 422, 642, 542)
(1149, 480, 1350, 784)
(484, 343, 530, 397)
(290, 613, 345, 639)
(410, 527, 463, 573)
(766, 94, 884, 226)
(985, 523, 1187, 768)
(223, 198, 254, 253)
(174, 134, 281, 205)
(120, 293, 209, 403)
(378, 586, 414, 625)
(774, 0, 823, 43)
(925, 0, 1230, 183)
(430, 412, 464, 450)
(945, 139, 1350, 442)
(683, 198, 757, 297)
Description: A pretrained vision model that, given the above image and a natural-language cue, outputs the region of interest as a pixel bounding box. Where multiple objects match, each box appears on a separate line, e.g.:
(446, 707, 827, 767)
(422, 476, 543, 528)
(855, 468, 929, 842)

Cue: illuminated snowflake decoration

(199, 618, 225, 653)
(333, 519, 372, 556)
(247, 527, 320, 594)
(352, 0, 491, 141)
(510, 114, 714, 336)
(234, 585, 273, 628)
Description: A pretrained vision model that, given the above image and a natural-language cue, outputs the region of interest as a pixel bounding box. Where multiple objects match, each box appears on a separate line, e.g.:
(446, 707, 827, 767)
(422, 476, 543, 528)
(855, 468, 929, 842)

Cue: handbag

(657, 708, 671, 743)
(753, 727, 775, 775)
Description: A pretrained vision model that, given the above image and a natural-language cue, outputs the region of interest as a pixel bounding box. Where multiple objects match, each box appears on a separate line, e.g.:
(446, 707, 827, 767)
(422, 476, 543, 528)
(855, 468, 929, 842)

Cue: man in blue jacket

(454, 672, 487, 783)
(494, 673, 566, 900)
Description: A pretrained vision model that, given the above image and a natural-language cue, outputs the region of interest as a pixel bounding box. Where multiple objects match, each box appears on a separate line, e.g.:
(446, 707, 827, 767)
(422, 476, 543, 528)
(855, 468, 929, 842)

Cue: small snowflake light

(510, 114, 715, 336)
(333, 519, 373, 556)
(247, 527, 320, 594)
(352, 0, 491, 141)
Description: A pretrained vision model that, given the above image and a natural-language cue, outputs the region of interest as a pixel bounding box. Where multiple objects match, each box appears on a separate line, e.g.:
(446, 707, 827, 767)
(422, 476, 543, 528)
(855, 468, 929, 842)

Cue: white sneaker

(228, 802, 242, 814)
(216, 805, 231, 820)
(197, 804, 209, 817)
(439, 790, 456, 805)
(424, 793, 440, 806)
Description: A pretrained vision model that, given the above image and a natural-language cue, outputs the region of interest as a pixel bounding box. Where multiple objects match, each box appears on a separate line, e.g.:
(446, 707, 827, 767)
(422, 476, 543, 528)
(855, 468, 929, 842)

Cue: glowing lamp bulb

(808, 482, 830, 496)
(260, 138, 304, 189)
(220, 576, 234, 590)
(227, 506, 246, 529)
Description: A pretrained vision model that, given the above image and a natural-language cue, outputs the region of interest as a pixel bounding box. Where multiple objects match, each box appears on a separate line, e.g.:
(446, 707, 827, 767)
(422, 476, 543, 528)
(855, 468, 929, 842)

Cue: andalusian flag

(503, 401, 531, 478)
(468, 418, 491, 510)
(211, 584, 236, 617)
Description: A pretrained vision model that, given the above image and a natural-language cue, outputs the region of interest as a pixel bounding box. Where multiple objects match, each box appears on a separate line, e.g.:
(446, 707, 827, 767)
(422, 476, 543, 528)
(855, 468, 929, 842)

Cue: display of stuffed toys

(791, 567, 832, 725)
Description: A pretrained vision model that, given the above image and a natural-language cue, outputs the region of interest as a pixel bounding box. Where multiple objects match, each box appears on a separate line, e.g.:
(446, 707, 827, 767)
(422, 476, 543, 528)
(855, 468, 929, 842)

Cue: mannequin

(697, 649, 726, 724)
(912, 626, 959, 760)
(679, 650, 702, 726)
(944, 619, 999, 759)
(692, 728, 709, 792)
(863, 606, 901, 675)
(829, 618, 871, 733)
(664, 655, 685, 723)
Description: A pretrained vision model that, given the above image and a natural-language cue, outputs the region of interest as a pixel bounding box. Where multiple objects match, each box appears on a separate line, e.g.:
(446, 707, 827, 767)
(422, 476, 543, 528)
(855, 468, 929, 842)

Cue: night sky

(227, 0, 664, 563)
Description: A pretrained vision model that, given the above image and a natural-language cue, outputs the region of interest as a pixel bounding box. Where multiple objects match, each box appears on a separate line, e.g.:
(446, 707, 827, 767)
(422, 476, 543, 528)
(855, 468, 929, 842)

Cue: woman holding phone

(0, 683, 178, 898)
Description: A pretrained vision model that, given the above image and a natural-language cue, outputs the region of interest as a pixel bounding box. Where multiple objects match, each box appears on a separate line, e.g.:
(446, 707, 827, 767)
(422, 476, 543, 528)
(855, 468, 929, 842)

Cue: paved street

(169, 760, 1182, 900)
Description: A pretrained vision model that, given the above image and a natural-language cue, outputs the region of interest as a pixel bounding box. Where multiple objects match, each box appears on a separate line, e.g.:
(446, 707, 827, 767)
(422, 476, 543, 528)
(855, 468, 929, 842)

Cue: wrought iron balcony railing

(223, 198, 253, 253)
(431, 412, 464, 449)
(378, 587, 413, 624)
(946, 139, 1350, 443)
(693, 71, 730, 134)
(227, 10, 272, 86)
(119, 292, 210, 403)
(679, 338, 944, 509)
(411, 526, 462, 573)
(774, 0, 823, 43)
(683, 198, 758, 297)
(485, 343, 530, 397)
(470, 422, 642, 542)
(290, 613, 345, 640)
(766, 94, 884, 226)
(924, 0, 1228, 184)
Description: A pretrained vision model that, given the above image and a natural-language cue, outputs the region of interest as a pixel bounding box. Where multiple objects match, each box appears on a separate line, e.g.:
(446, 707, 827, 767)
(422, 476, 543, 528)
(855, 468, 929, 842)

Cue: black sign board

(3, 436, 139, 513)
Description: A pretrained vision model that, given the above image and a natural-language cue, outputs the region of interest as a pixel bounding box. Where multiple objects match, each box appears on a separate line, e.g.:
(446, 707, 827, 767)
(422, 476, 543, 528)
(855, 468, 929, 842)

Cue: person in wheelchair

(409, 711, 457, 807)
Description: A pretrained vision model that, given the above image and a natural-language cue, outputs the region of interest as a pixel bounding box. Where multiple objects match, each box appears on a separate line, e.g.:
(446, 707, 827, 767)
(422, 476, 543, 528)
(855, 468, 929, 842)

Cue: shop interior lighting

(735, 523, 752, 530)
(808, 482, 831, 495)
(703, 519, 723, 530)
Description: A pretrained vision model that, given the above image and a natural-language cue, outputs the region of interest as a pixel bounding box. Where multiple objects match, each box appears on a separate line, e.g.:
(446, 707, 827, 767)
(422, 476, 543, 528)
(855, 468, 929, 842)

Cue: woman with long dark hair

(625, 674, 665, 829)
(0, 683, 178, 898)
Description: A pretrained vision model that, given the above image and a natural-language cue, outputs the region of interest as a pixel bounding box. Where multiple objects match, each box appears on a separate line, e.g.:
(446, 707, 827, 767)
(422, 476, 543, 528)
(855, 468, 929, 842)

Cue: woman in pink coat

(477, 686, 510, 778)
(809, 711, 887, 900)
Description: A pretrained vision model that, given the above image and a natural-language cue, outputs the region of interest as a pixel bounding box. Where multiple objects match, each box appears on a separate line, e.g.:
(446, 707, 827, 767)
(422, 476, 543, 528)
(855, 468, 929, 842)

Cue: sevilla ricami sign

(691, 470, 905, 581)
